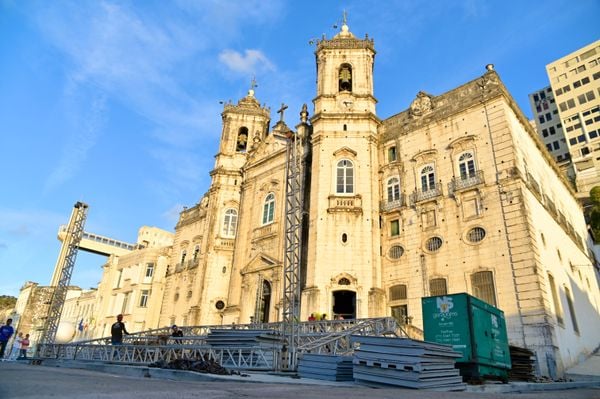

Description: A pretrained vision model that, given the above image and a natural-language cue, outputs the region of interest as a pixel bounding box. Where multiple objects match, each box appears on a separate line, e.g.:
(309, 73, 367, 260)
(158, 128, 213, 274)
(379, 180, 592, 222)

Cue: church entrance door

(332, 290, 356, 319)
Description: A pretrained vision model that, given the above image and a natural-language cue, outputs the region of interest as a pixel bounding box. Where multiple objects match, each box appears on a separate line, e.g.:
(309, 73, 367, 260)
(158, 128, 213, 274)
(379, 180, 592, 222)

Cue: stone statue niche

(339, 63, 352, 92)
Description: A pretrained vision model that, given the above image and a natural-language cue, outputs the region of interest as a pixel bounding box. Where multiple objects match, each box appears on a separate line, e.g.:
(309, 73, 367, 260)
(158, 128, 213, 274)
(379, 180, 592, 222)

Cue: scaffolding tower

(40, 202, 89, 346)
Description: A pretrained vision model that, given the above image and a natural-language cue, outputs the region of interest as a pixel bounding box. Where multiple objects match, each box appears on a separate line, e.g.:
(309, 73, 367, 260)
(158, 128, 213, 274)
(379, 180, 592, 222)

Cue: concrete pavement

(1, 360, 599, 398)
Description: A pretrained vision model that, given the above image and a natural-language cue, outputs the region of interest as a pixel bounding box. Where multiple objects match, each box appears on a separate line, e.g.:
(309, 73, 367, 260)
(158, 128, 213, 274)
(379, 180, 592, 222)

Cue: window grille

(467, 227, 486, 243)
(470, 271, 496, 306)
(429, 278, 448, 296)
(425, 236, 443, 252)
(388, 245, 404, 259)
(389, 284, 407, 301)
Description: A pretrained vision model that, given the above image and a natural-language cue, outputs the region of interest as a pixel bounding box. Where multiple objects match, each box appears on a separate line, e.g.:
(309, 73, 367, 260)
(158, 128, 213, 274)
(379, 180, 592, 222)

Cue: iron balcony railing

(449, 170, 484, 193)
(380, 196, 405, 212)
(411, 186, 442, 204)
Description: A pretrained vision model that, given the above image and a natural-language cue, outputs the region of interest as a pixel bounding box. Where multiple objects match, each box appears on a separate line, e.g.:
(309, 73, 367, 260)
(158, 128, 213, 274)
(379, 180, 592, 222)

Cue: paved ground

(0, 362, 599, 399)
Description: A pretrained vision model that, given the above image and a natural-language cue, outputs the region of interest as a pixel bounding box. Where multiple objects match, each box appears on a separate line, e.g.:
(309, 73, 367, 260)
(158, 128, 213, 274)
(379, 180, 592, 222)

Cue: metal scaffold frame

(282, 128, 304, 368)
(39, 202, 88, 349)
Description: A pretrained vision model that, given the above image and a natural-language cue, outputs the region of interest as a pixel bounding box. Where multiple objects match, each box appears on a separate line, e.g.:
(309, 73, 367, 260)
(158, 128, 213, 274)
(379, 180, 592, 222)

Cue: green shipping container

(422, 293, 511, 382)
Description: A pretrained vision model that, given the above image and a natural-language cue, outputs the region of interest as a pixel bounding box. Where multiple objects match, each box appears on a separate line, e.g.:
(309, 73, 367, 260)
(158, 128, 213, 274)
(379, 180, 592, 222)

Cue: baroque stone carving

(409, 91, 434, 117)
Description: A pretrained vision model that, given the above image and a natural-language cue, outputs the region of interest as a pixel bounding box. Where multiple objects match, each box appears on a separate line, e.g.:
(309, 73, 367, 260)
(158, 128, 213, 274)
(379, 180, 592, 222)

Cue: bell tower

(199, 84, 271, 324)
(305, 18, 383, 320)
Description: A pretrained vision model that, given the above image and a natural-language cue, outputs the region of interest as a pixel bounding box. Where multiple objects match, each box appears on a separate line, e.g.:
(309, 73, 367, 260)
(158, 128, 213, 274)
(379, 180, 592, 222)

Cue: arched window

(222, 209, 238, 237)
(262, 193, 275, 225)
(470, 271, 496, 306)
(180, 250, 187, 264)
(338, 63, 352, 92)
(336, 159, 354, 194)
(458, 152, 476, 180)
(237, 127, 248, 152)
(420, 165, 436, 191)
(193, 245, 200, 261)
(387, 177, 401, 202)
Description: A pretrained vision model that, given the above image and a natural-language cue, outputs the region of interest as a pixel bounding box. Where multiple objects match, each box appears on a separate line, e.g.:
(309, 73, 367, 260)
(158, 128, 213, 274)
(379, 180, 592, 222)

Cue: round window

(388, 245, 404, 259)
(215, 300, 225, 310)
(466, 227, 486, 243)
(341, 233, 348, 243)
(425, 237, 443, 252)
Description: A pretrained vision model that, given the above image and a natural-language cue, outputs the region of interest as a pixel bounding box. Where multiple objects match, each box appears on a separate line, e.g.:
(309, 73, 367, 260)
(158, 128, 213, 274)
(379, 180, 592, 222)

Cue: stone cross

(277, 103, 288, 122)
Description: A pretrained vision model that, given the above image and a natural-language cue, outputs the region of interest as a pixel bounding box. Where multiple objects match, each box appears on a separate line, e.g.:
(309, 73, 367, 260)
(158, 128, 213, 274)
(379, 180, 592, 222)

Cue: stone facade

(148, 23, 600, 378)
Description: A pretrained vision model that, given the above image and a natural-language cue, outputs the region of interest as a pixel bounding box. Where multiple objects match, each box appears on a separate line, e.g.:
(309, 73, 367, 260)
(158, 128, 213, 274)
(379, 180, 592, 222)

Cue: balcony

(380, 196, 405, 212)
(328, 195, 363, 214)
(448, 170, 485, 193)
(215, 238, 235, 250)
(410, 186, 442, 204)
(252, 222, 278, 242)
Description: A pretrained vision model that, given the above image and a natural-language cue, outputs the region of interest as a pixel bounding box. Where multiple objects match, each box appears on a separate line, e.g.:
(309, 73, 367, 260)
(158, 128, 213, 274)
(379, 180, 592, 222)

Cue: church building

(151, 22, 600, 378)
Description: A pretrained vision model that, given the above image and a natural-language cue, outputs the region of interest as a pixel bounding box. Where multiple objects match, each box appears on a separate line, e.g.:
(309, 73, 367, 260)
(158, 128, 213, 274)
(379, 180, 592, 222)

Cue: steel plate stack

(205, 329, 283, 349)
(508, 345, 535, 381)
(352, 336, 466, 391)
(298, 353, 354, 381)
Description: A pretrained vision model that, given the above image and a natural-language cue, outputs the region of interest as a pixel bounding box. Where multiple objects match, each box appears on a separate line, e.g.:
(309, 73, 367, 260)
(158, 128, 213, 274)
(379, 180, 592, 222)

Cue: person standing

(110, 314, 130, 345)
(0, 319, 14, 359)
(9, 332, 23, 361)
(18, 334, 30, 359)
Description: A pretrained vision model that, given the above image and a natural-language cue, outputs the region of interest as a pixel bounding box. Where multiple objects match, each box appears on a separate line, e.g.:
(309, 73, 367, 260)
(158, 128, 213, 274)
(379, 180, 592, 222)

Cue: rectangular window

(139, 290, 149, 308)
(578, 94, 587, 105)
(548, 274, 563, 325)
(389, 284, 407, 300)
(582, 77, 590, 85)
(429, 278, 448, 296)
(546, 143, 552, 152)
(549, 126, 556, 135)
(555, 88, 563, 96)
(567, 99, 576, 108)
(145, 263, 155, 278)
(390, 220, 400, 236)
(545, 112, 552, 121)
(565, 287, 579, 334)
(582, 147, 590, 156)
(533, 94, 539, 102)
(538, 115, 545, 124)
(578, 134, 586, 143)
(569, 137, 577, 145)
(553, 141, 560, 150)
(122, 292, 130, 314)
(471, 271, 497, 306)
(559, 102, 568, 112)
(586, 90, 596, 101)
(590, 130, 598, 139)
(586, 118, 594, 125)
(573, 80, 582, 88)
(536, 105, 542, 113)
(594, 72, 600, 80)
(542, 129, 549, 137)
(388, 146, 397, 162)
(563, 85, 571, 93)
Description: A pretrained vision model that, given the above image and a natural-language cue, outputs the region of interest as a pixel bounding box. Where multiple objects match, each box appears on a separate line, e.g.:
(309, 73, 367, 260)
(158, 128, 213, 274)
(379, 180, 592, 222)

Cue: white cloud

(219, 49, 276, 75)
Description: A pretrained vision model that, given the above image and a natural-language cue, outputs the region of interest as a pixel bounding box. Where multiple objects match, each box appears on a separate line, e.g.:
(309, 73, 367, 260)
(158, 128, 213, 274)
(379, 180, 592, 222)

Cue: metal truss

(40, 202, 88, 346)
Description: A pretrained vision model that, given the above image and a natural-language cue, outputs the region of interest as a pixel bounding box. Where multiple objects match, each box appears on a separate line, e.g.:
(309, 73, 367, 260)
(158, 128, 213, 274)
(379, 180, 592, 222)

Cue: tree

(0, 295, 16, 311)
(588, 186, 600, 242)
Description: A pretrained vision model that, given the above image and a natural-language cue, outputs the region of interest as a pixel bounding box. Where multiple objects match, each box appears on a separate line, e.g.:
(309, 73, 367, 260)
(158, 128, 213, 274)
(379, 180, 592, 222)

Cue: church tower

(197, 86, 271, 324)
(305, 19, 383, 319)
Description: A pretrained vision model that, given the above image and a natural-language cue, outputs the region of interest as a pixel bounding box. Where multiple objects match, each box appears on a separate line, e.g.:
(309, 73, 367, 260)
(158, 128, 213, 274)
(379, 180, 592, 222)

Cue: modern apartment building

(542, 40, 600, 196)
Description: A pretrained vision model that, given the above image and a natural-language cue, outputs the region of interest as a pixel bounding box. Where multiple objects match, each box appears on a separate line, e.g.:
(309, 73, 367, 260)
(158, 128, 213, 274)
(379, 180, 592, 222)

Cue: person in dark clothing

(110, 314, 130, 345)
(171, 325, 183, 339)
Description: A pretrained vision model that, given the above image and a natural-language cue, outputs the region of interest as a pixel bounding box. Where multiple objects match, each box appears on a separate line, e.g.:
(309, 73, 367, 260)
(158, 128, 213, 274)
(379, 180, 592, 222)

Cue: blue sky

(1, 1, 599, 297)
